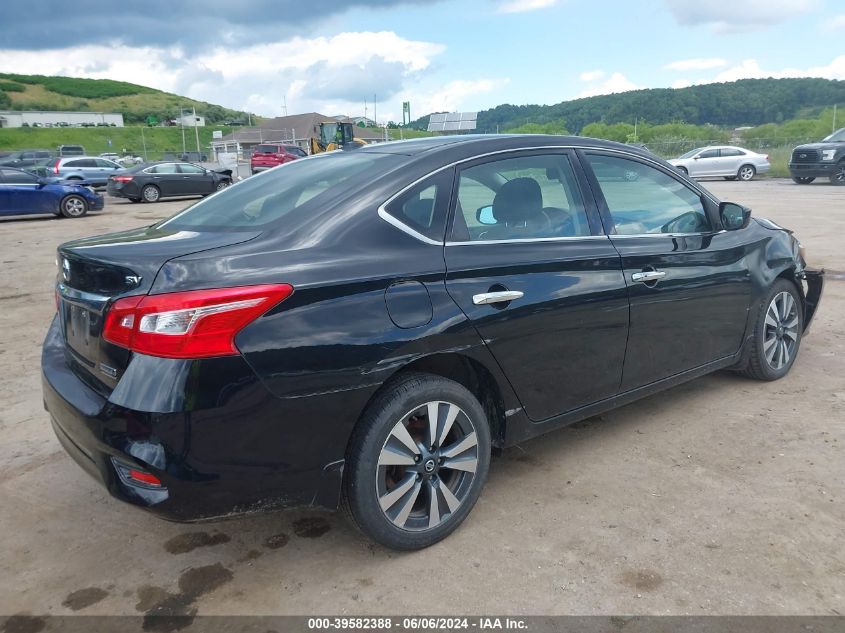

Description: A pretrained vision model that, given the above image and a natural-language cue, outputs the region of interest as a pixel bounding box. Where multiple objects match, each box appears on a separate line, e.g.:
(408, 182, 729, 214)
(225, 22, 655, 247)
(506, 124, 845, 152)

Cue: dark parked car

(43, 136, 823, 550)
(106, 161, 232, 202)
(0, 167, 103, 218)
(0, 149, 53, 168)
(789, 127, 845, 185)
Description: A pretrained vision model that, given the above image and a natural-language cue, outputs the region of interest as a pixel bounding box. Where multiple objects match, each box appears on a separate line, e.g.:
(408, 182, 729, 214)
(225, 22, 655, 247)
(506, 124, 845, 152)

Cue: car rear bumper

(41, 316, 344, 522)
(250, 165, 274, 173)
(789, 162, 837, 178)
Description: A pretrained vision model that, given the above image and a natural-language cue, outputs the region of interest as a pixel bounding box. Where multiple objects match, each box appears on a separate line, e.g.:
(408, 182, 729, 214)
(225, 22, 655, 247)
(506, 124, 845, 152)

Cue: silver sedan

(669, 145, 770, 181)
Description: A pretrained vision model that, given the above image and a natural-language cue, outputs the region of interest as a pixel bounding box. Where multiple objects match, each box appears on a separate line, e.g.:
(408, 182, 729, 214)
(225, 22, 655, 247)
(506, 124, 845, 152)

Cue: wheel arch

(353, 352, 509, 450)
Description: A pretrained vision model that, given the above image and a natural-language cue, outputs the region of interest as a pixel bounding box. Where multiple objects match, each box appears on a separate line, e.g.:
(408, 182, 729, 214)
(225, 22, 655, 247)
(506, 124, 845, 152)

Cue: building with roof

(0, 110, 124, 128)
(209, 112, 389, 159)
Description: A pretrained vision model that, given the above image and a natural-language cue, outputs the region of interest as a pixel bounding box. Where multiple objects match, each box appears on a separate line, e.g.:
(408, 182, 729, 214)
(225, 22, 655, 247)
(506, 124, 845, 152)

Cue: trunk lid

(56, 225, 261, 392)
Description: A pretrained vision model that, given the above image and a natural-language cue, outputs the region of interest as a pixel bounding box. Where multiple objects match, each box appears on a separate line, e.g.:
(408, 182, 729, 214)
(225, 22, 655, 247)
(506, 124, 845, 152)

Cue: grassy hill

(409, 78, 845, 134)
(0, 73, 250, 124)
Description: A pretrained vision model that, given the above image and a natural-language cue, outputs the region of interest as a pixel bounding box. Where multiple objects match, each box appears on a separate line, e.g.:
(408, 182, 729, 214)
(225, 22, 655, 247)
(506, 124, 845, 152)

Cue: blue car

(0, 167, 103, 218)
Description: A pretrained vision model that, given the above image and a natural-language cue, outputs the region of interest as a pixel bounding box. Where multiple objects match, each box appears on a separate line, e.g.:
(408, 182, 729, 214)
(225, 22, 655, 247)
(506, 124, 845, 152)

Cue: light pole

(180, 107, 186, 155)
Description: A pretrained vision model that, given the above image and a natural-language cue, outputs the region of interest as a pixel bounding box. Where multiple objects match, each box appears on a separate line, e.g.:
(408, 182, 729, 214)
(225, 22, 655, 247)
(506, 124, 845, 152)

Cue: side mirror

(693, 155, 701, 160)
(720, 201, 751, 231)
(476, 205, 496, 225)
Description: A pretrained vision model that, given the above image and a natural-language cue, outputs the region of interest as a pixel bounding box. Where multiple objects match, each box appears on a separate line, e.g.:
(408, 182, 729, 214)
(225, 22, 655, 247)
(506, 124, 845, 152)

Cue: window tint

(587, 154, 710, 235)
(147, 163, 179, 174)
(384, 171, 450, 241)
(720, 148, 745, 157)
(454, 153, 589, 241)
(178, 163, 205, 174)
(254, 145, 281, 154)
(288, 147, 308, 157)
(160, 152, 393, 230)
(698, 149, 719, 159)
(95, 159, 118, 168)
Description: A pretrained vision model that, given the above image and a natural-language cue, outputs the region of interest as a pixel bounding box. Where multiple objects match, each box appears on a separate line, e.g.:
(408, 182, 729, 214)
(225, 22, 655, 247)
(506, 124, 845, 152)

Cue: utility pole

(833, 104, 838, 133)
(193, 106, 201, 156)
(283, 96, 288, 117)
(180, 107, 186, 154)
(364, 98, 368, 122)
(140, 126, 148, 161)
(373, 94, 377, 128)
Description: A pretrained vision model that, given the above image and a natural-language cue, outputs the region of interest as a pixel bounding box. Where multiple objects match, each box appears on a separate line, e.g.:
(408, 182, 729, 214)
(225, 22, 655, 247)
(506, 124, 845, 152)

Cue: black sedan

(42, 136, 824, 550)
(106, 161, 232, 203)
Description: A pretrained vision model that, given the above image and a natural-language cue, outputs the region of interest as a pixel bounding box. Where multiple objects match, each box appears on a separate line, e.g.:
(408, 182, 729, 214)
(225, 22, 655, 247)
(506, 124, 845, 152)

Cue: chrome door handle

(631, 270, 666, 283)
(472, 290, 524, 305)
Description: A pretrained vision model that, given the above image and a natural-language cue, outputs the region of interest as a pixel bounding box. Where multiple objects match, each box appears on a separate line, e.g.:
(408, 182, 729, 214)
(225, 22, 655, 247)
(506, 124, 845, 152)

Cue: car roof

(357, 134, 648, 160)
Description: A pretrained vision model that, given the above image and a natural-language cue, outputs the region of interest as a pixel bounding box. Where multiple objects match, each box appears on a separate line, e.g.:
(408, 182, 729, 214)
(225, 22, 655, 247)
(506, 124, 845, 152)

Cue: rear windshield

(254, 145, 282, 153)
(158, 152, 393, 230)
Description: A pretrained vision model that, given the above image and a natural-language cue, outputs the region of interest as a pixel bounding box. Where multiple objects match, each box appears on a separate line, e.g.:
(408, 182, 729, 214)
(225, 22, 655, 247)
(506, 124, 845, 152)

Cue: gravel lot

(0, 180, 843, 618)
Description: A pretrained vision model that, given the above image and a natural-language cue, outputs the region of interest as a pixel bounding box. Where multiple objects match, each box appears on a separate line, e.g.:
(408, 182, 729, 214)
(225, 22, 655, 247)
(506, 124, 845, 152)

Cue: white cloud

(824, 14, 845, 30)
(410, 78, 511, 114)
(664, 58, 727, 71)
(665, 0, 820, 32)
(496, 0, 558, 14)
(672, 79, 693, 89)
(713, 56, 845, 82)
(0, 32, 452, 121)
(579, 70, 605, 82)
(577, 72, 639, 98)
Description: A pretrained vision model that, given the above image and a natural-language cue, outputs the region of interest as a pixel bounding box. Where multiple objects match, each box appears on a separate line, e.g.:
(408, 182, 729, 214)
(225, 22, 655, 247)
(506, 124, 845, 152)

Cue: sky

(0, 0, 843, 123)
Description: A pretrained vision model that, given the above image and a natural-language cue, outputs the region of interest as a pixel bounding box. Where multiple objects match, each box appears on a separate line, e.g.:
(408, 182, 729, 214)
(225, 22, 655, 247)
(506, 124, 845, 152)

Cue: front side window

(586, 154, 711, 235)
(453, 153, 590, 242)
(698, 149, 719, 159)
(95, 159, 119, 168)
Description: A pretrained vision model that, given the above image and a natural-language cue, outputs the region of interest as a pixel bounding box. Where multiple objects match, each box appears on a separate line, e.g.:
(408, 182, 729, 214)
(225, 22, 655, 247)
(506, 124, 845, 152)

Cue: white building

(177, 114, 206, 127)
(0, 111, 124, 128)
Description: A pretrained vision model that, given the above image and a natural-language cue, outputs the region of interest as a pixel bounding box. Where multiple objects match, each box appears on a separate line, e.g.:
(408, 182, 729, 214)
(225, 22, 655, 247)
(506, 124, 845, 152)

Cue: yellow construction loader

(309, 122, 368, 154)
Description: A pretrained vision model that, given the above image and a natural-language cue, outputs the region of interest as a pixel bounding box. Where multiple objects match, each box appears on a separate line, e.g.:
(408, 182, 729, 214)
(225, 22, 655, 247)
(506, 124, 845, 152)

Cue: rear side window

(384, 170, 451, 241)
(146, 163, 179, 174)
(178, 164, 205, 174)
(160, 152, 394, 230)
(721, 148, 745, 157)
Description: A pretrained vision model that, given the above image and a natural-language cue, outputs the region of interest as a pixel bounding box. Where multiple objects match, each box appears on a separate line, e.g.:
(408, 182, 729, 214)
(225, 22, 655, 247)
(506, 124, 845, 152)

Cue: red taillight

(103, 284, 293, 359)
(112, 175, 134, 183)
(127, 469, 162, 486)
(53, 159, 60, 175)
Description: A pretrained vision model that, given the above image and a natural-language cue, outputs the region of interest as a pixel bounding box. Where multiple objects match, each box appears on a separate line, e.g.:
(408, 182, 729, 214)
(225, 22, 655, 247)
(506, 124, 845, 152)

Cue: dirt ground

(0, 179, 843, 618)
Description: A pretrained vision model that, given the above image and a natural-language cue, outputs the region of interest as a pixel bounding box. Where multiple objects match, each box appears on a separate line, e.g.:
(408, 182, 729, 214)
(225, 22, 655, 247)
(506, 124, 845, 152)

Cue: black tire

(724, 176, 737, 181)
(343, 373, 491, 550)
(742, 279, 803, 381)
(141, 184, 160, 203)
(737, 164, 756, 181)
(59, 194, 88, 218)
(830, 162, 845, 186)
(129, 198, 141, 203)
(677, 166, 688, 176)
(215, 180, 230, 191)
(792, 176, 815, 185)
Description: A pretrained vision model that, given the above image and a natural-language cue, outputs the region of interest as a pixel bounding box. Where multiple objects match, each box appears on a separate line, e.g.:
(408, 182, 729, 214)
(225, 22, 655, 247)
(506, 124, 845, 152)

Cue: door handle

(631, 270, 666, 283)
(473, 290, 524, 306)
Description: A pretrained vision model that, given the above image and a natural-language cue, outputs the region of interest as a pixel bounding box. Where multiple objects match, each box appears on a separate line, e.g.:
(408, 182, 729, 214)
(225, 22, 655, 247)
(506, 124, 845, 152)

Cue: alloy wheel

(832, 164, 845, 185)
(62, 196, 86, 217)
(376, 401, 479, 532)
(763, 291, 799, 370)
(738, 165, 755, 181)
(142, 185, 160, 202)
